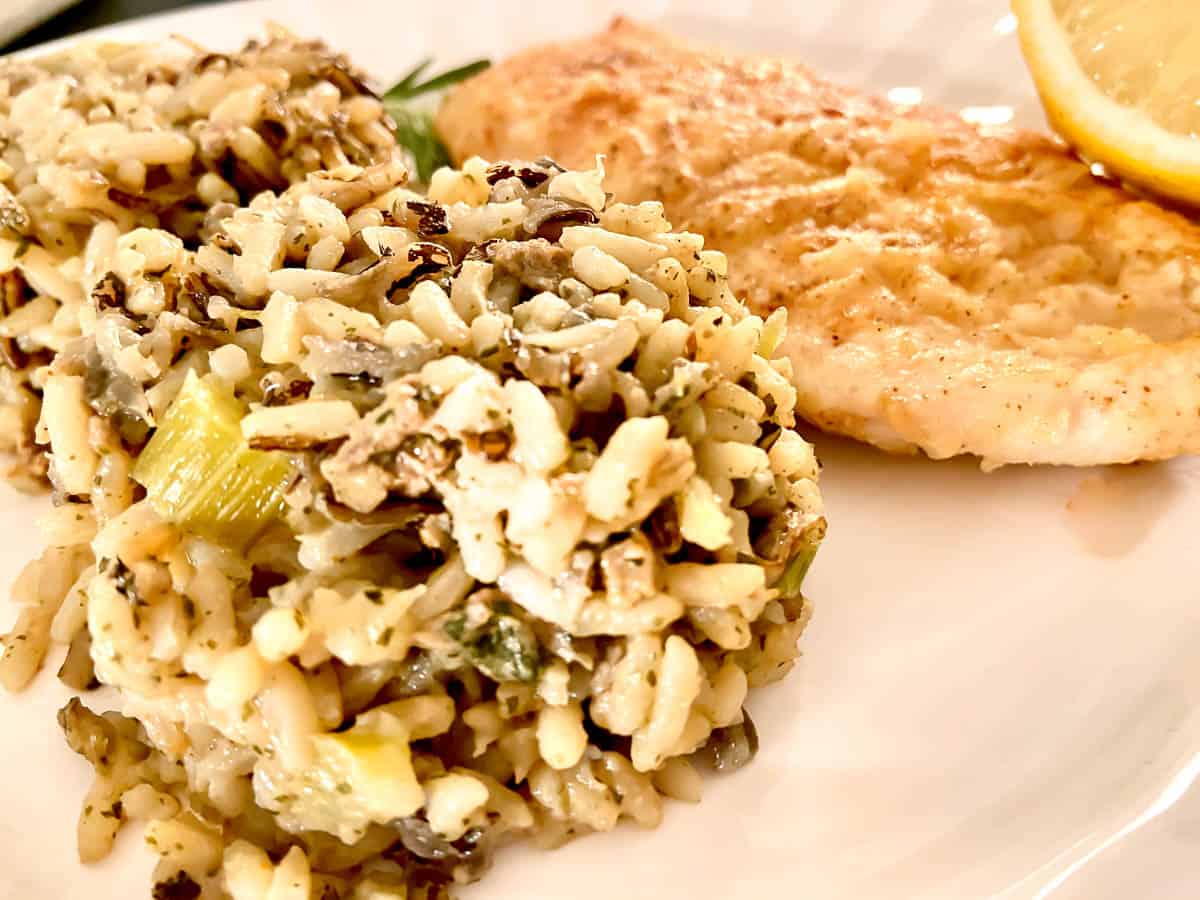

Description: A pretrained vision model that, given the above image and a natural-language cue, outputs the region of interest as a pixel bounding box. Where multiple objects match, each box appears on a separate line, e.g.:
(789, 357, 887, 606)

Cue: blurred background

(3, 0, 225, 52)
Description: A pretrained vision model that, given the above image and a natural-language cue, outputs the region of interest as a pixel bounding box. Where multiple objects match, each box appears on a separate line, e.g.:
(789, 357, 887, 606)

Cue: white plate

(4, 1, 1200, 898)
(0, 0, 80, 47)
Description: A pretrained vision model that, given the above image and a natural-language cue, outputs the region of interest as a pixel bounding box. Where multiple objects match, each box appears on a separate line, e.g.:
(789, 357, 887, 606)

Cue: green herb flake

(448, 613, 540, 683)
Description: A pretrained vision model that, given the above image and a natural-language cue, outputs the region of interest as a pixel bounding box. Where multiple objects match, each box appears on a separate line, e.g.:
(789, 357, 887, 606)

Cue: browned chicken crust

(438, 19, 1200, 467)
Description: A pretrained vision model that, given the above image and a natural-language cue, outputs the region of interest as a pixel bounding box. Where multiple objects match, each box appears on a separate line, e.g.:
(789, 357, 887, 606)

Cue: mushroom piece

(307, 160, 409, 212)
(317, 242, 451, 307)
(522, 197, 599, 243)
(57, 697, 150, 773)
(301, 336, 404, 387)
(695, 709, 759, 773)
(83, 346, 154, 446)
(389, 817, 494, 885)
(260, 370, 314, 406)
(486, 239, 573, 294)
(57, 630, 98, 691)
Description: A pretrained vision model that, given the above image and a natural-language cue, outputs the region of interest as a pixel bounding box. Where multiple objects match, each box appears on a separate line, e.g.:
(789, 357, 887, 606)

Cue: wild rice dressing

(0, 29, 400, 489)
(1, 152, 824, 898)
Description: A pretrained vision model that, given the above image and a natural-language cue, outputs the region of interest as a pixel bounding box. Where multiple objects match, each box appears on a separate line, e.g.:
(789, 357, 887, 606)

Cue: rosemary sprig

(382, 58, 491, 182)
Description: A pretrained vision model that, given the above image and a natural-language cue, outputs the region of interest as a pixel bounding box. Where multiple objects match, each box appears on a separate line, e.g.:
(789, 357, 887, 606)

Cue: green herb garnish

(389, 109, 451, 186)
(382, 58, 491, 182)
(386, 58, 491, 102)
(444, 611, 540, 683)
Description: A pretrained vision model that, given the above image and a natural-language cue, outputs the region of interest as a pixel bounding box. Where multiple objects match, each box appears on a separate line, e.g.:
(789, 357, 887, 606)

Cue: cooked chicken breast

(438, 19, 1200, 467)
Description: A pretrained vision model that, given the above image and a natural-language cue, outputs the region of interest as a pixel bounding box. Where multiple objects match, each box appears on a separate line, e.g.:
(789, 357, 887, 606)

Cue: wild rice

(0, 28, 400, 489)
(0, 137, 825, 897)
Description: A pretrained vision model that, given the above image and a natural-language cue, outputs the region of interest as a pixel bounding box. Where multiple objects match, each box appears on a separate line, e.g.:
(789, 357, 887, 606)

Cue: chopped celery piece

(133, 371, 292, 546)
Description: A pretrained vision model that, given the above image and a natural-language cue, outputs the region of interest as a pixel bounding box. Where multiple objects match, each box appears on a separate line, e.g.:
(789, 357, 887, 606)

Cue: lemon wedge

(1012, 0, 1200, 203)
